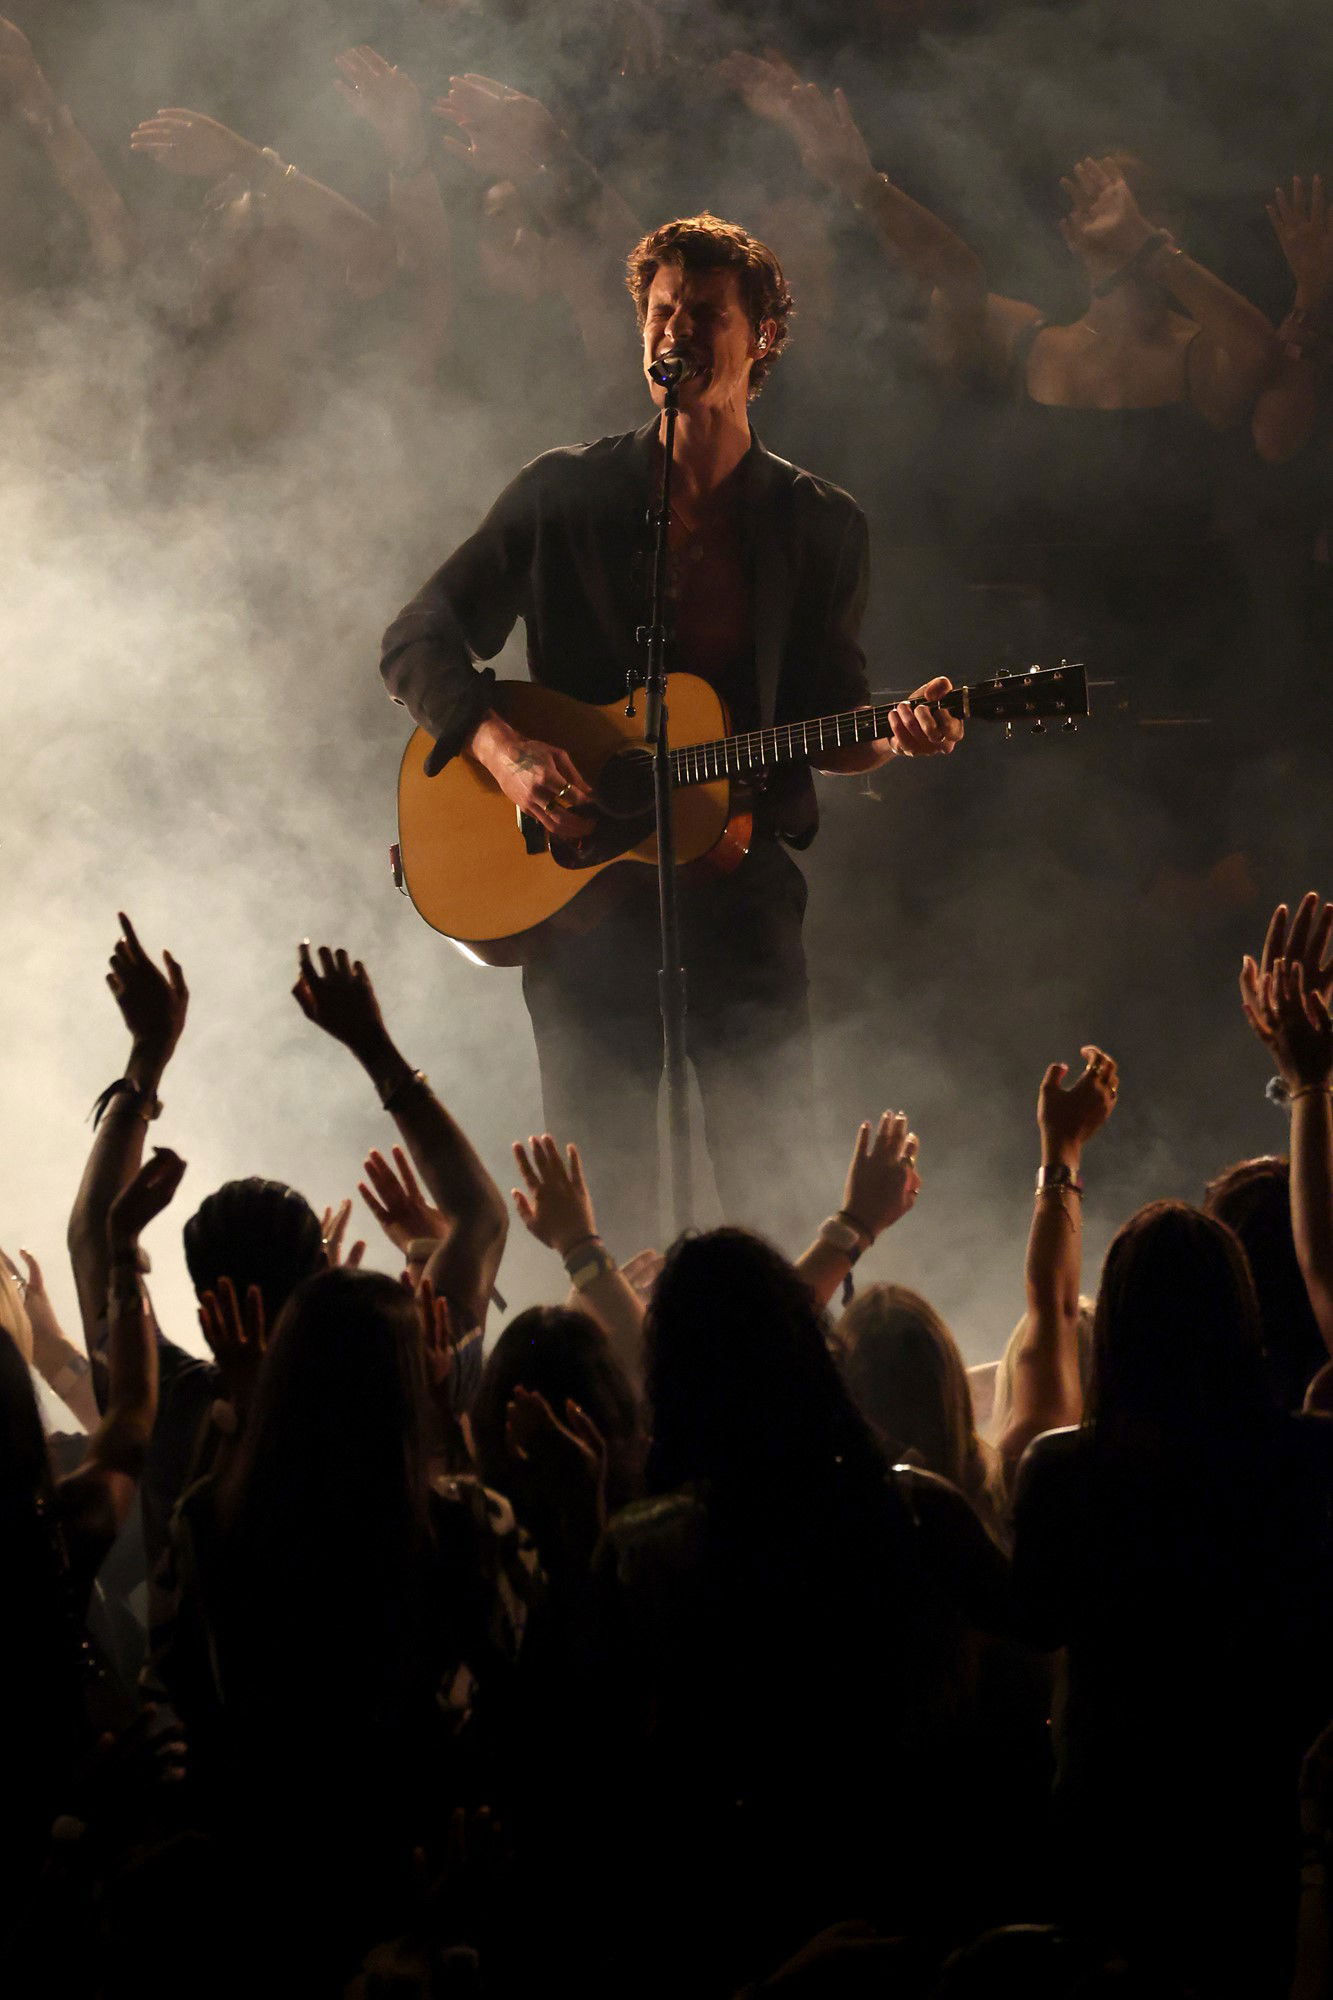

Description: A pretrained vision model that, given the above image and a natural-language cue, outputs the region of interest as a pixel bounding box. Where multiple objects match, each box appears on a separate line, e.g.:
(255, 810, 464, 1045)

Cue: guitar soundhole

(595, 746, 655, 820)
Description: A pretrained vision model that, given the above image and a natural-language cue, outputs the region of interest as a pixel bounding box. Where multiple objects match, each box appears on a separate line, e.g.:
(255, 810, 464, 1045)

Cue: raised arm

(1241, 893, 1333, 1368)
(335, 46, 454, 381)
(510, 1134, 645, 1383)
(1063, 155, 1276, 424)
(718, 52, 989, 369)
(0, 19, 137, 276)
(67, 916, 188, 1373)
(292, 945, 507, 1333)
(433, 72, 640, 378)
(58, 1149, 186, 1573)
(2, 1247, 99, 1431)
(130, 106, 393, 297)
(996, 1046, 1117, 1477)
(795, 1109, 921, 1311)
(1253, 176, 1333, 464)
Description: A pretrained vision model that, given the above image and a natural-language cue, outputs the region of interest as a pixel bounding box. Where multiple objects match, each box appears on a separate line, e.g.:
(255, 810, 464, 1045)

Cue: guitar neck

(668, 698, 938, 788)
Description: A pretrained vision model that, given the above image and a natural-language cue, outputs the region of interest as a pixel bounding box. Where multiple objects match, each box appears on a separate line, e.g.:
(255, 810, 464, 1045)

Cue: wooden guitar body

(396, 674, 752, 964)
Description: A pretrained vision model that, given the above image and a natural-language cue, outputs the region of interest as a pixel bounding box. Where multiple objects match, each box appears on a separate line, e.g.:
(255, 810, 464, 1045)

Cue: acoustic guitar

(395, 662, 1088, 964)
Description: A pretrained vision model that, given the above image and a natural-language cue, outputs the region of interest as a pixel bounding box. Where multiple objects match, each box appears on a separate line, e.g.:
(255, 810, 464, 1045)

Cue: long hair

(645, 1229, 885, 1505)
(183, 1177, 324, 1330)
(472, 1306, 644, 1516)
(218, 1269, 436, 1632)
(835, 1284, 1002, 1524)
(1087, 1201, 1273, 1451)
(1205, 1156, 1326, 1410)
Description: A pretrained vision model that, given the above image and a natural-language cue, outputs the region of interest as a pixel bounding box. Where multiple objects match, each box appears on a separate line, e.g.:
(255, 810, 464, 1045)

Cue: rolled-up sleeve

(380, 461, 541, 774)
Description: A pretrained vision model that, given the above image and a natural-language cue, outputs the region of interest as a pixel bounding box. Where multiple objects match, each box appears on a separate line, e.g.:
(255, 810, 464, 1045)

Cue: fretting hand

(1267, 176, 1333, 310)
(1038, 1047, 1118, 1159)
(335, 45, 428, 174)
(107, 914, 189, 1066)
(511, 1135, 598, 1258)
(887, 676, 964, 757)
(841, 1110, 921, 1239)
(129, 108, 259, 181)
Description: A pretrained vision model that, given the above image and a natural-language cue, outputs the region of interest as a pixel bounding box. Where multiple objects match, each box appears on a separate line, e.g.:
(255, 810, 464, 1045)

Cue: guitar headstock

(954, 661, 1089, 728)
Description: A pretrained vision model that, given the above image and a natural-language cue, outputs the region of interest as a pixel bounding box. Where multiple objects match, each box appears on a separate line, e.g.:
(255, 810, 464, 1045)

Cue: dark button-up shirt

(380, 418, 873, 846)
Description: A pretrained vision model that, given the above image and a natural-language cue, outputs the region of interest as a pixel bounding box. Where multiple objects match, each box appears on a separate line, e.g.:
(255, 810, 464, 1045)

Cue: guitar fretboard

(669, 703, 906, 787)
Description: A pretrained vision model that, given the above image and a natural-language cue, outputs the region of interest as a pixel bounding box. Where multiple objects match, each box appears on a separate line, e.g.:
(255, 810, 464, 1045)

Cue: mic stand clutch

(627, 378, 693, 1235)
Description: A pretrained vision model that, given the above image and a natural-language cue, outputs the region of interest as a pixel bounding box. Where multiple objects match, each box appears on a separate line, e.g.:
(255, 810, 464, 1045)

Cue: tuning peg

(1004, 722, 1013, 741)
(1031, 719, 1046, 735)
(1062, 717, 1078, 733)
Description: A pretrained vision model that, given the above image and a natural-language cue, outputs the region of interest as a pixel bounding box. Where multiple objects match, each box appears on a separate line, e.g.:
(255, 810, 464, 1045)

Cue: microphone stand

(628, 375, 693, 1235)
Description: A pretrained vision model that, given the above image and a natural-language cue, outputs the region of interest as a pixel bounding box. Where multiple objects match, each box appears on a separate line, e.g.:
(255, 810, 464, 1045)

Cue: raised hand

(1, 1247, 62, 1355)
(1241, 892, 1333, 1031)
(108, 1147, 187, 1250)
(292, 944, 390, 1060)
(199, 1276, 266, 1410)
(319, 1199, 366, 1269)
(505, 1384, 608, 1516)
(107, 914, 189, 1064)
(129, 108, 258, 181)
(1038, 1047, 1118, 1157)
(1244, 959, 1333, 1095)
(719, 51, 873, 201)
(417, 1276, 456, 1402)
(1058, 156, 1157, 267)
(621, 1247, 664, 1301)
(888, 676, 964, 757)
(511, 1135, 597, 1257)
(431, 73, 563, 184)
(359, 1146, 448, 1258)
(1267, 176, 1333, 309)
(841, 1110, 921, 1239)
(335, 45, 428, 173)
(0, 17, 54, 121)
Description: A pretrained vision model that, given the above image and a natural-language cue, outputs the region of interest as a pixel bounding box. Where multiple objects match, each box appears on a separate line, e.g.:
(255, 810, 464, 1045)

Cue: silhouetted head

(646, 1228, 883, 1498)
(1087, 1201, 1272, 1447)
(223, 1266, 435, 1562)
(473, 1306, 644, 1515)
(834, 1283, 994, 1509)
(183, 1177, 325, 1330)
(0, 1323, 50, 1514)
(1205, 1155, 1326, 1410)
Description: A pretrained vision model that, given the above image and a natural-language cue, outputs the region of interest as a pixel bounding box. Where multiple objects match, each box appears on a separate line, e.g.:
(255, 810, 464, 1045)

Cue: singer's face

(641, 264, 764, 412)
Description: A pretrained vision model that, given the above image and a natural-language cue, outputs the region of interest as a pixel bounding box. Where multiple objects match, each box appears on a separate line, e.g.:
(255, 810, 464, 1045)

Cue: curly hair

(625, 213, 794, 396)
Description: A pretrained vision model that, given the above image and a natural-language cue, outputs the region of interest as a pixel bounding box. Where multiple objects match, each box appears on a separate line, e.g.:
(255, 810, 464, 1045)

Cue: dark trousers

(522, 840, 819, 1257)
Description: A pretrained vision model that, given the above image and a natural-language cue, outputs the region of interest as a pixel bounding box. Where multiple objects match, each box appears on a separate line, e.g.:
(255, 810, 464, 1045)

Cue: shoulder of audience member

(889, 1459, 1006, 1546)
(1008, 1423, 1086, 1510)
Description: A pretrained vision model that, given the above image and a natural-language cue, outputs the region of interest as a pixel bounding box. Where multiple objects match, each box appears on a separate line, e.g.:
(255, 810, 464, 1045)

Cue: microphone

(649, 346, 700, 390)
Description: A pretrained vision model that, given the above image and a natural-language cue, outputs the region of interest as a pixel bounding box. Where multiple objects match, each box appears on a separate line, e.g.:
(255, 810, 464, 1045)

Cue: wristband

(819, 1214, 867, 1263)
(50, 1357, 90, 1399)
(91, 1078, 162, 1128)
(1036, 1163, 1084, 1196)
(380, 1068, 428, 1113)
(1287, 1083, 1333, 1103)
(1091, 230, 1173, 298)
(564, 1239, 616, 1291)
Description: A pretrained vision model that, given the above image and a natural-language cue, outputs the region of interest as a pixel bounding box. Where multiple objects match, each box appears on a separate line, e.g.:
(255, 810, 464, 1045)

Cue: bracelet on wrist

(1036, 1162, 1084, 1196)
(1287, 1083, 1333, 1103)
(564, 1238, 616, 1291)
(380, 1068, 428, 1113)
(819, 1214, 868, 1263)
(1091, 229, 1174, 299)
(91, 1077, 162, 1129)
